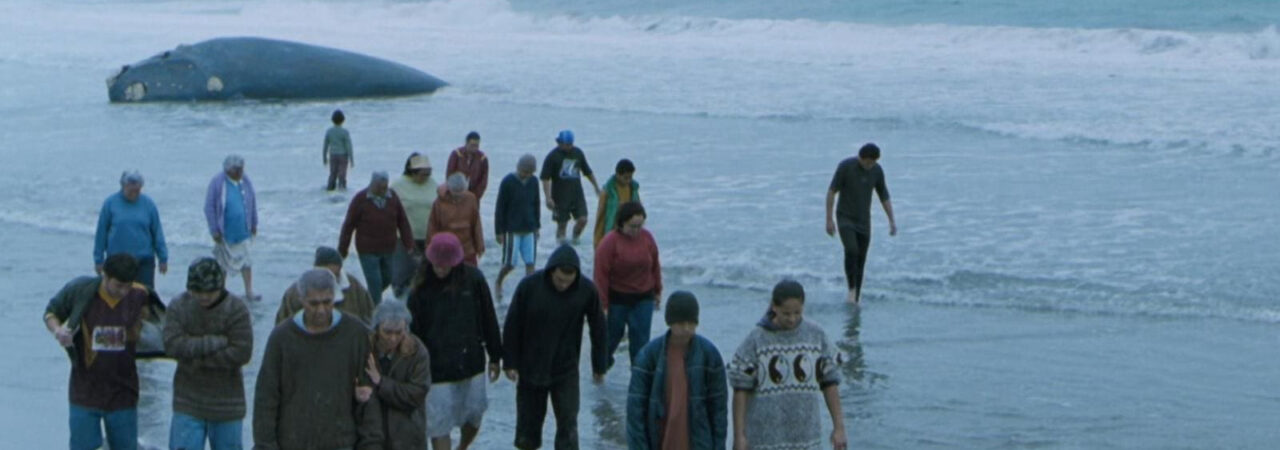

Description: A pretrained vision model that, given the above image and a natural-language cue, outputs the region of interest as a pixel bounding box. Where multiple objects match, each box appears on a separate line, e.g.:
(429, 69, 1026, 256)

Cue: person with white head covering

(204, 154, 260, 300)
(94, 169, 169, 289)
(389, 152, 438, 297)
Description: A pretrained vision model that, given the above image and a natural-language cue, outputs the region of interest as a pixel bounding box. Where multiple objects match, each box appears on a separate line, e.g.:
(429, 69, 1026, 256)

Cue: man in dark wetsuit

(541, 129, 601, 245)
(826, 143, 897, 304)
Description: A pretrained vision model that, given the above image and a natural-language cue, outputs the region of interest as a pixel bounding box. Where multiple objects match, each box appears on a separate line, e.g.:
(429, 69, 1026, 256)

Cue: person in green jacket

(593, 159, 640, 249)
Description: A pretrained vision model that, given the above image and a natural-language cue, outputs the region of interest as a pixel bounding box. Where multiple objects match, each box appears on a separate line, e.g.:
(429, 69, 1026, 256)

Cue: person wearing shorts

(540, 130, 601, 244)
(495, 154, 542, 300)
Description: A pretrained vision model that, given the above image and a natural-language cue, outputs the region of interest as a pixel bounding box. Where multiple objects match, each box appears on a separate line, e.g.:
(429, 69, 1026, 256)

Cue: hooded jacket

(502, 245, 609, 387)
(407, 264, 502, 383)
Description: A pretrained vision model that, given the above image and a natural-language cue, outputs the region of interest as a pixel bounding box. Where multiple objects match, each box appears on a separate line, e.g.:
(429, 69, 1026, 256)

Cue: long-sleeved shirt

(94, 192, 168, 264)
(324, 125, 353, 157)
(446, 146, 489, 200)
(374, 334, 431, 450)
(163, 290, 253, 422)
(390, 175, 438, 241)
(204, 172, 258, 238)
(503, 245, 608, 386)
(339, 189, 415, 256)
(494, 173, 540, 235)
(253, 314, 383, 450)
(594, 229, 662, 309)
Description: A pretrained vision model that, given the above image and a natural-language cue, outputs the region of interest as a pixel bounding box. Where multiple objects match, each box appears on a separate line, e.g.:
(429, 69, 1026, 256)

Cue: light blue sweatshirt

(93, 192, 168, 264)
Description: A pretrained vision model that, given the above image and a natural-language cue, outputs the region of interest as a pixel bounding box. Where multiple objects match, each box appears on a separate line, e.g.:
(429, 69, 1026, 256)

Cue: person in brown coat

(427, 173, 485, 266)
(253, 269, 384, 449)
(364, 300, 431, 450)
(275, 246, 377, 325)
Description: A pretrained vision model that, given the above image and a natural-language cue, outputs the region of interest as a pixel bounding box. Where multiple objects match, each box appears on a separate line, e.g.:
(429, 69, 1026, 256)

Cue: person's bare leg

(846, 290, 859, 304)
(571, 218, 588, 244)
(431, 436, 451, 450)
(457, 424, 480, 450)
(556, 221, 569, 242)
(242, 267, 256, 300)
(496, 266, 514, 301)
(524, 264, 535, 276)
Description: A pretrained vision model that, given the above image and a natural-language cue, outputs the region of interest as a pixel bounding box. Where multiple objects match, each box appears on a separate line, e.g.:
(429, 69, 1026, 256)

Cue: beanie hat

(517, 154, 537, 173)
(314, 246, 343, 267)
(665, 290, 700, 325)
(427, 232, 464, 268)
(187, 257, 225, 292)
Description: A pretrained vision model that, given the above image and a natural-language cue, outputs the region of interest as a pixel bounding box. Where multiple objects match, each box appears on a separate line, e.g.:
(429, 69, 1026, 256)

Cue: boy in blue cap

(540, 130, 601, 245)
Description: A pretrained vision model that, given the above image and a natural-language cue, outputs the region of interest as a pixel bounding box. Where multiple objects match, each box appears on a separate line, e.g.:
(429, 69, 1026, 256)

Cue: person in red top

(446, 131, 490, 201)
(593, 201, 662, 369)
(339, 171, 416, 304)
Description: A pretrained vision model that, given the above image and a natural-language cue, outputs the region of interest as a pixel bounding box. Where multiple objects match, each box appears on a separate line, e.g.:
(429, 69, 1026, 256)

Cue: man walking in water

(826, 143, 896, 304)
(541, 130, 601, 245)
(205, 155, 260, 301)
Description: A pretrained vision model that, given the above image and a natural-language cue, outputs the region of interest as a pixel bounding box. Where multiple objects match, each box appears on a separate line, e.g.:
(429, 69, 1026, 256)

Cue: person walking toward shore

(446, 131, 490, 201)
(825, 142, 896, 304)
(390, 153, 438, 296)
(594, 201, 662, 369)
(340, 171, 417, 304)
(729, 280, 847, 450)
(593, 159, 639, 249)
(204, 154, 260, 301)
(163, 257, 253, 450)
(503, 244, 609, 449)
(365, 300, 432, 450)
(94, 170, 168, 290)
(494, 154, 541, 300)
(541, 130, 601, 245)
(323, 109, 354, 191)
(427, 173, 485, 266)
(43, 254, 149, 450)
(627, 291, 728, 450)
(407, 233, 502, 450)
(276, 246, 377, 325)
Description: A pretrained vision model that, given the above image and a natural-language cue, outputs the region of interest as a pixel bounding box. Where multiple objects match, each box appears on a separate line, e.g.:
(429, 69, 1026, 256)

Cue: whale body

(107, 37, 447, 102)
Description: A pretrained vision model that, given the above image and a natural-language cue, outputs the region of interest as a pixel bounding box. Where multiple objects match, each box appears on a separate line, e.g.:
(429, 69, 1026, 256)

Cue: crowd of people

(45, 109, 898, 449)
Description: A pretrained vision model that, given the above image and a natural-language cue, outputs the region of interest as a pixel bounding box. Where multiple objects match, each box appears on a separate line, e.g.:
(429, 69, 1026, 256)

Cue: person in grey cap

(204, 154, 260, 301)
(627, 291, 728, 450)
(163, 257, 253, 450)
(340, 171, 416, 304)
(275, 246, 377, 325)
(493, 154, 541, 300)
(94, 170, 168, 289)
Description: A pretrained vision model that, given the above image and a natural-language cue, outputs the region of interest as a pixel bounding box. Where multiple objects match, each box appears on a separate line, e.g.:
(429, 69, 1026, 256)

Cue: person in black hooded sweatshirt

(503, 244, 609, 449)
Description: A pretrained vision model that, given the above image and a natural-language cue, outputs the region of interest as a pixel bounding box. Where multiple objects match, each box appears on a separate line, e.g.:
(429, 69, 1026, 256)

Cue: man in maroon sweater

(446, 131, 490, 201)
(339, 171, 416, 304)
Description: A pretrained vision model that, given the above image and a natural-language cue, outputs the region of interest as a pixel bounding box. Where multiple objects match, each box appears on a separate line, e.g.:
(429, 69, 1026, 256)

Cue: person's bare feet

(846, 290, 859, 304)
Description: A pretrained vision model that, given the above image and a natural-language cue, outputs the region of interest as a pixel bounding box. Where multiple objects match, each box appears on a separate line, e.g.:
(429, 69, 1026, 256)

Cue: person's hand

(477, 251, 484, 262)
(488, 363, 501, 382)
(158, 262, 168, 275)
(505, 369, 519, 382)
(889, 222, 898, 237)
(831, 428, 848, 450)
(251, 227, 257, 237)
(349, 159, 355, 168)
(365, 354, 382, 386)
(212, 232, 223, 244)
(733, 434, 749, 450)
(496, 234, 505, 246)
(355, 379, 373, 403)
(545, 198, 556, 211)
(95, 264, 103, 275)
(826, 218, 837, 237)
(654, 293, 662, 311)
(53, 325, 74, 347)
(323, 157, 329, 166)
(592, 372, 605, 385)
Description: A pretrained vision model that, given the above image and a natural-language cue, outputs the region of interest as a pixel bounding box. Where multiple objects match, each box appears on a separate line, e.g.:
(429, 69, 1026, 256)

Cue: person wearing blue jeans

(358, 252, 394, 303)
(170, 412, 243, 449)
(45, 254, 150, 450)
(594, 202, 663, 369)
(606, 293, 656, 368)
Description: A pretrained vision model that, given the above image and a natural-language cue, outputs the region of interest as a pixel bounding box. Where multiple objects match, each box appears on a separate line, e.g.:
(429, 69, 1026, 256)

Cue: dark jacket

(494, 173, 541, 235)
(503, 245, 608, 387)
(627, 332, 729, 450)
(373, 334, 431, 450)
(339, 188, 415, 256)
(407, 264, 502, 383)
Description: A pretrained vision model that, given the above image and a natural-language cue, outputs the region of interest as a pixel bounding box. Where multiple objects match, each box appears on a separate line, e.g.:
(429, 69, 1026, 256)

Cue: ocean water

(1, 0, 1278, 448)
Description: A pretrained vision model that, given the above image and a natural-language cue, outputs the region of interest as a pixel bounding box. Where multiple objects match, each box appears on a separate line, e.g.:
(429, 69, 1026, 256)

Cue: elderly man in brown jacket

(275, 246, 376, 325)
(427, 173, 485, 266)
(254, 268, 383, 449)
(364, 300, 431, 449)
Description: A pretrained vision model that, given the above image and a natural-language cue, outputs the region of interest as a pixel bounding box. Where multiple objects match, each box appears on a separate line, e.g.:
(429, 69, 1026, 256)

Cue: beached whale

(106, 37, 447, 102)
